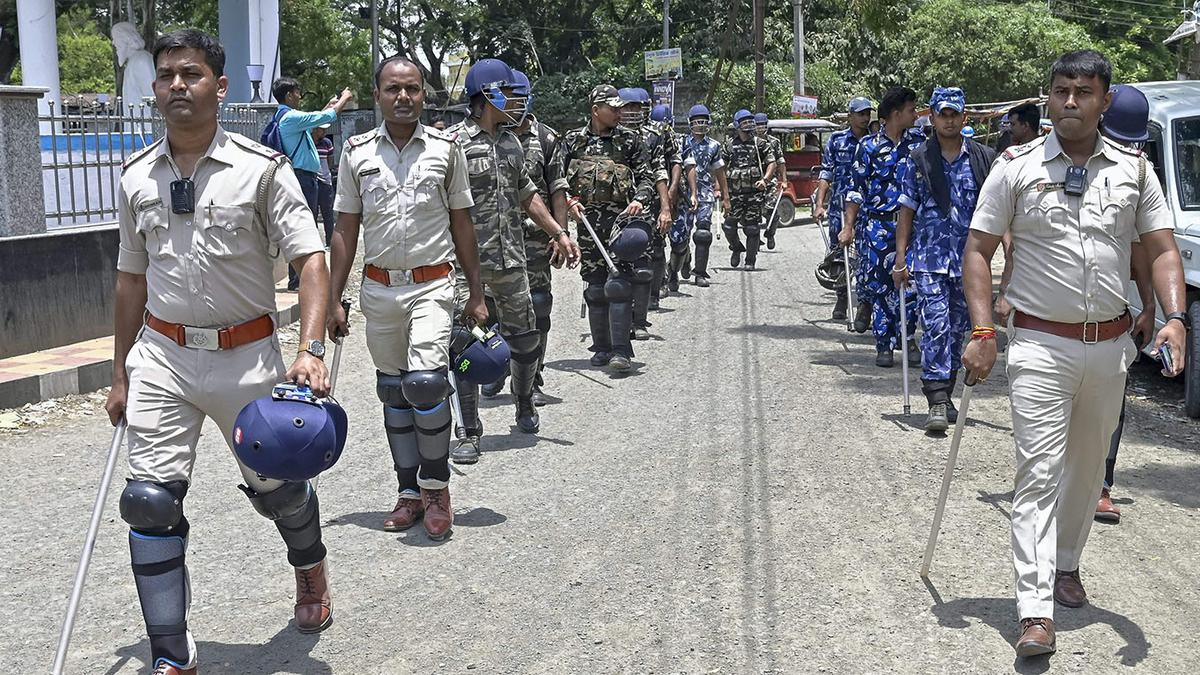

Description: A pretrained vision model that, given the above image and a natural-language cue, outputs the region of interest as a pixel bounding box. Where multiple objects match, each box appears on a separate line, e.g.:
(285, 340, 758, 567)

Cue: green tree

(893, 0, 1094, 103)
(278, 0, 372, 105)
(12, 5, 115, 95)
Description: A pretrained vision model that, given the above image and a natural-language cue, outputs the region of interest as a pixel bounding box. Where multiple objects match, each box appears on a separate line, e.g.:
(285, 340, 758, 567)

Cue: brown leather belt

(364, 262, 453, 287)
(147, 313, 275, 351)
(1013, 310, 1131, 344)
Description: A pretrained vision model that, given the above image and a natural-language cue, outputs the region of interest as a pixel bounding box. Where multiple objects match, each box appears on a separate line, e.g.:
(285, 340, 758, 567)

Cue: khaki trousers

(1005, 326, 1135, 619)
(124, 326, 286, 491)
(360, 274, 454, 375)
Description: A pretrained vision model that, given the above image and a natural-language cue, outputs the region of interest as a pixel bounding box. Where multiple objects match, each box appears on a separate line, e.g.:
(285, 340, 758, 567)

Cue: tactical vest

(565, 136, 635, 206)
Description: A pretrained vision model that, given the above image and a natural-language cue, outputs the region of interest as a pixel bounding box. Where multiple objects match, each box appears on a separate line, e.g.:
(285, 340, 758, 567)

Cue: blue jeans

(288, 170, 321, 289)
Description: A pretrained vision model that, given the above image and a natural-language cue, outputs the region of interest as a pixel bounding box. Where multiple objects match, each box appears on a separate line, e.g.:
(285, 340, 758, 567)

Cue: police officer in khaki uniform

(962, 50, 1186, 659)
(104, 30, 333, 675)
(327, 56, 486, 539)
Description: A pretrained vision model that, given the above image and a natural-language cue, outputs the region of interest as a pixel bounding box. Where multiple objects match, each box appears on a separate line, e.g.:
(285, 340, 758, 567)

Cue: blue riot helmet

(449, 324, 511, 384)
(619, 87, 648, 127)
(464, 58, 526, 125)
(511, 69, 533, 116)
(688, 104, 711, 134)
(610, 215, 653, 261)
(650, 104, 671, 123)
(233, 384, 348, 482)
(734, 108, 754, 133)
(1102, 84, 1150, 145)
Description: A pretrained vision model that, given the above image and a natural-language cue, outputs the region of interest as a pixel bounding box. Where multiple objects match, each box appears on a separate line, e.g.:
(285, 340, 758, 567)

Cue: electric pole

(663, 0, 670, 49)
(792, 0, 805, 94)
(754, 0, 764, 111)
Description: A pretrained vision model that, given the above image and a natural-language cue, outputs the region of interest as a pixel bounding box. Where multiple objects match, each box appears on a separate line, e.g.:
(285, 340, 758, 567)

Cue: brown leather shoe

(1015, 617, 1056, 657)
(383, 497, 424, 531)
(421, 487, 453, 540)
(152, 661, 197, 675)
(1054, 568, 1087, 608)
(1095, 487, 1121, 523)
(294, 559, 333, 633)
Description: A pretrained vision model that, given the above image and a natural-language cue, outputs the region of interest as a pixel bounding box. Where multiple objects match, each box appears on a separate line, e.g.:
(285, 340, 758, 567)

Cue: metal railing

(39, 100, 279, 228)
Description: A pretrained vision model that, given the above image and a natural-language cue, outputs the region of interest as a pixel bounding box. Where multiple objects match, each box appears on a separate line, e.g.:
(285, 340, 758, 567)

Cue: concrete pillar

(0, 86, 49, 237)
(220, 0, 281, 104)
(15, 0, 61, 128)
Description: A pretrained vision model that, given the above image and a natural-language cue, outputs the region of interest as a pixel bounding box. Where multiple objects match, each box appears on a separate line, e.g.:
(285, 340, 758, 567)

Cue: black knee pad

(632, 267, 655, 284)
(745, 226, 761, 239)
(693, 229, 713, 246)
(604, 277, 633, 302)
(241, 480, 311, 520)
(376, 371, 409, 407)
(505, 329, 541, 359)
(531, 288, 553, 320)
(120, 480, 188, 535)
(400, 369, 451, 409)
(583, 282, 608, 307)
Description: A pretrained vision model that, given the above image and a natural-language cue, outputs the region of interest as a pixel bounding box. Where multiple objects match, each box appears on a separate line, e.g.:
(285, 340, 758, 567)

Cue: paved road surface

(3, 222, 1198, 674)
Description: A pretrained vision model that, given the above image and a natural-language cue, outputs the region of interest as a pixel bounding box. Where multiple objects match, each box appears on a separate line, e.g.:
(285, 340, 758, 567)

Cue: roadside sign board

(644, 48, 683, 80)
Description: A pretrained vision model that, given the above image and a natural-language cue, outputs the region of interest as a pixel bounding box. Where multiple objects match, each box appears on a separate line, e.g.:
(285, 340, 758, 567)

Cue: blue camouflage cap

(930, 86, 966, 114)
(848, 96, 874, 113)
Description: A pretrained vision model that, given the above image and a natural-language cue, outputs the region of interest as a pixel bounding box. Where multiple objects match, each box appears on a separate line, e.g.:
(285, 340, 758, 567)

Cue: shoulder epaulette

(1101, 135, 1143, 157)
(1001, 136, 1045, 161)
(121, 138, 164, 170)
(228, 133, 282, 161)
(347, 128, 380, 148)
(428, 124, 460, 142)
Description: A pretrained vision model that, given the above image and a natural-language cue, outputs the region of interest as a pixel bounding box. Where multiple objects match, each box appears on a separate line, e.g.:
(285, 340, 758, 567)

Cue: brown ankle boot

(152, 661, 197, 675)
(294, 559, 333, 633)
(383, 496, 424, 531)
(1015, 617, 1055, 657)
(421, 487, 453, 540)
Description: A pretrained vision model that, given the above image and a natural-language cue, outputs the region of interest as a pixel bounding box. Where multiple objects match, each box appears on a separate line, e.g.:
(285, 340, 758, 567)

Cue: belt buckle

(1082, 321, 1100, 344)
(182, 326, 221, 350)
(387, 269, 414, 286)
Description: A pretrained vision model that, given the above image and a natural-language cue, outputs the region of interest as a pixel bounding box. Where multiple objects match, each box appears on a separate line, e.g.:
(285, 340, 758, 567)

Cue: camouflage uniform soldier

(555, 84, 667, 371)
(448, 59, 579, 464)
(617, 87, 673, 340)
(723, 109, 778, 270)
(482, 69, 565, 407)
(754, 112, 787, 250)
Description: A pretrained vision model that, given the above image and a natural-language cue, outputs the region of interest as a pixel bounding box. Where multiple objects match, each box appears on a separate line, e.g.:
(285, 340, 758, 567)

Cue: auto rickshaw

(764, 118, 843, 227)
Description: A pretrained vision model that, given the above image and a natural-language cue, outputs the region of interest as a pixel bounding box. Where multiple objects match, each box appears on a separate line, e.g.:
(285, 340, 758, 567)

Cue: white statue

(112, 22, 155, 112)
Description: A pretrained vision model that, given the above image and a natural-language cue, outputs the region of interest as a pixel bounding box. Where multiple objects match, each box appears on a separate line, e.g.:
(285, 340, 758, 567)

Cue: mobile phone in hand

(1158, 343, 1175, 375)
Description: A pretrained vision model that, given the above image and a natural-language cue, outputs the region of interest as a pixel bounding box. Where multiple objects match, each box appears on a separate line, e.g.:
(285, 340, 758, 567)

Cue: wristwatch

(298, 339, 326, 359)
(1164, 311, 1189, 329)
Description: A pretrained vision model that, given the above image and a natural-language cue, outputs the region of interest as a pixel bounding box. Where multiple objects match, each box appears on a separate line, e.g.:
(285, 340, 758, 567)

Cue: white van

(1125, 81, 1200, 417)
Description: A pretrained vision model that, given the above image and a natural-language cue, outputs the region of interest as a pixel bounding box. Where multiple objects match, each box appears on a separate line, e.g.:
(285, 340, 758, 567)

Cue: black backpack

(260, 108, 303, 159)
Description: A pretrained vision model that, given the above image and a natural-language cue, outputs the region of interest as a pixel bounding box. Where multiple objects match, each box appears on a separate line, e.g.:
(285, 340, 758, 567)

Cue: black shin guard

(506, 330, 541, 398)
(583, 282, 611, 353)
(384, 405, 420, 495)
(130, 525, 192, 668)
(241, 481, 326, 567)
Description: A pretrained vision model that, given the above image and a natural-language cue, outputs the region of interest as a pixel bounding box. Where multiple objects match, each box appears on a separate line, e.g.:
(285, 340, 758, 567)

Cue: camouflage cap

(590, 84, 627, 107)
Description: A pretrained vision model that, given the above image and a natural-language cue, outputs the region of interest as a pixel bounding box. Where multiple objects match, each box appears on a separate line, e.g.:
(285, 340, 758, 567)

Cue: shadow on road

(923, 592, 1150, 670)
(108, 626, 331, 675)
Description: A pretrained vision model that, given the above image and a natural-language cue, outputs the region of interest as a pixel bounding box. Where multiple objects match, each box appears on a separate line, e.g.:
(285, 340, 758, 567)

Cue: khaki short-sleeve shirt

(334, 123, 473, 270)
(117, 126, 324, 328)
(969, 132, 1172, 323)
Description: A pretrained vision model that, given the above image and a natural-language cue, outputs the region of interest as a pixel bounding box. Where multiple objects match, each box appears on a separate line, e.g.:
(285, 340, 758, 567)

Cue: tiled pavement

(0, 292, 300, 409)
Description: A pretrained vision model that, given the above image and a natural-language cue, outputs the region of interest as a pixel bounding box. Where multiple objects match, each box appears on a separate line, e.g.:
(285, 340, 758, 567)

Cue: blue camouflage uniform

(819, 128, 868, 252)
(674, 135, 724, 273)
(898, 145, 975, 383)
(846, 126, 924, 352)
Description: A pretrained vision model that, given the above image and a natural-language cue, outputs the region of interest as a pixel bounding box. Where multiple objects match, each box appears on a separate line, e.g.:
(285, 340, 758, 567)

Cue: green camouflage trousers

(524, 218, 553, 291)
(454, 264, 536, 334)
(578, 206, 625, 284)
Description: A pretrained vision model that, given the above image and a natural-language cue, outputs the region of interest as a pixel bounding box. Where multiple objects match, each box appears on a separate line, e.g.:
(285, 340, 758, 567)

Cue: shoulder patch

(228, 133, 281, 160)
(121, 138, 164, 170)
(348, 129, 380, 148)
